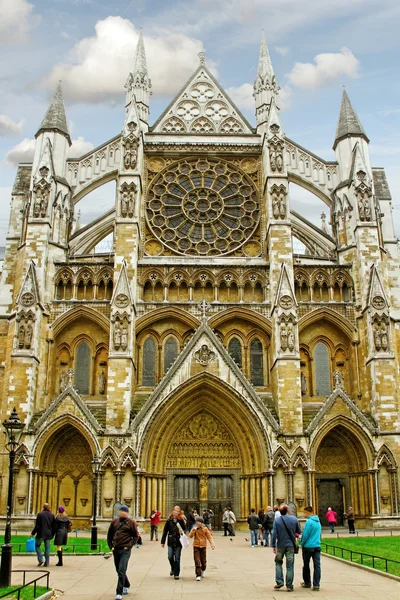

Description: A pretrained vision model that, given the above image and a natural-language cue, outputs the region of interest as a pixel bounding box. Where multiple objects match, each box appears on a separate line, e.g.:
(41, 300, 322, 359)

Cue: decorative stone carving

(120, 182, 137, 218)
(25, 322, 33, 349)
(121, 325, 128, 351)
(270, 184, 287, 220)
(333, 370, 344, 390)
(67, 368, 75, 386)
(98, 370, 106, 395)
(115, 293, 129, 308)
(373, 317, 390, 352)
(194, 344, 216, 366)
(16, 311, 35, 351)
(280, 323, 288, 352)
(114, 322, 122, 350)
(60, 370, 67, 392)
(122, 121, 139, 171)
(112, 313, 131, 353)
(269, 143, 284, 173)
(279, 295, 293, 310)
(20, 292, 35, 307)
(372, 295, 385, 310)
(199, 470, 208, 502)
(287, 323, 295, 352)
(301, 371, 307, 396)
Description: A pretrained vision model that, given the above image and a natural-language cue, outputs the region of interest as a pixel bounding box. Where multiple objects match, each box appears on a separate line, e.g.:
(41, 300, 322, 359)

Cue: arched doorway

(35, 424, 94, 526)
(137, 374, 270, 527)
(313, 423, 372, 525)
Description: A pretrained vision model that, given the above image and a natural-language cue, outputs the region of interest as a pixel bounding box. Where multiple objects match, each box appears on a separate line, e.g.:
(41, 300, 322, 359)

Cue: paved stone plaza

(9, 532, 400, 599)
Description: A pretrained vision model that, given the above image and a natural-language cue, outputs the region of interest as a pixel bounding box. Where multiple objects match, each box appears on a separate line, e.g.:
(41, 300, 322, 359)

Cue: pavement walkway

(9, 532, 400, 600)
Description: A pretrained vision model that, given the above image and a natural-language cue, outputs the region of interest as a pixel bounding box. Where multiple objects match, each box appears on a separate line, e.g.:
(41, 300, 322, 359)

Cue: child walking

(189, 515, 215, 581)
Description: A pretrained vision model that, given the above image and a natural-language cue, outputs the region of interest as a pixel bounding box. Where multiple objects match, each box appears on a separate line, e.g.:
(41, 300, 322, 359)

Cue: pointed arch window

(228, 337, 242, 369)
(142, 337, 156, 386)
(250, 338, 264, 386)
(164, 336, 178, 374)
(75, 341, 91, 394)
(314, 342, 331, 396)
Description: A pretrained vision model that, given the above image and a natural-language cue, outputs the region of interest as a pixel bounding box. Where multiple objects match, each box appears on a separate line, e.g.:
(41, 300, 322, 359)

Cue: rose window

(176, 101, 201, 121)
(146, 158, 260, 256)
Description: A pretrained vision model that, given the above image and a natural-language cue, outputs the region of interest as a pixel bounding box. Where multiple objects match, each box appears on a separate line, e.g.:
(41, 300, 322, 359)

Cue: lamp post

(90, 457, 101, 551)
(0, 408, 25, 588)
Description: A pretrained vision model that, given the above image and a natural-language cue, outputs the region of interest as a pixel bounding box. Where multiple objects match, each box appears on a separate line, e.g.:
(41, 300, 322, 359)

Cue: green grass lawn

(0, 585, 48, 599)
(0, 535, 110, 554)
(322, 536, 400, 577)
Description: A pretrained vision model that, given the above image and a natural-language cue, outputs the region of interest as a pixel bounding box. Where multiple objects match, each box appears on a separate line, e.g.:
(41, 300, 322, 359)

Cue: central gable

(152, 64, 254, 135)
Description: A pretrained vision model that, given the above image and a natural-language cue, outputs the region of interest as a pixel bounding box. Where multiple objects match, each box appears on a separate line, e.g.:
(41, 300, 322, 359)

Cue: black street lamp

(0, 408, 25, 588)
(90, 457, 101, 551)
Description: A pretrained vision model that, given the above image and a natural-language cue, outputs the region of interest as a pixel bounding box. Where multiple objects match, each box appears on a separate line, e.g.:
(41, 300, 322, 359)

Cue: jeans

(275, 547, 295, 589)
(113, 548, 131, 595)
(302, 547, 321, 588)
(250, 529, 258, 546)
(168, 545, 182, 576)
(263, 528, 272, 547)
(328, 522, 335, 532)
(35, 538, 51, 566)
(150, 525, 158, 540)
(193, 547, 207, 576)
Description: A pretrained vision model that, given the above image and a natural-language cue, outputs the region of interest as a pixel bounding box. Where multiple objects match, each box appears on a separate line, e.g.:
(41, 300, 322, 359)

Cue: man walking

(227, 507, 236, 537)
(263, 505, 275, 547)
(271, 504, 301, 592)
(30, 503, 55, 567)
(107, 505, 139, 600)
(247, 508, 260, 547)
(300, 506, 322, 591)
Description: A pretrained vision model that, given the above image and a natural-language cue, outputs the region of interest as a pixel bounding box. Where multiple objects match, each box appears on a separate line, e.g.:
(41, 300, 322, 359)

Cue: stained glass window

(164, 337, 178, 374)
(75, 341, 91, 394)
(228, 337, 242, 369)
(314, 342, 331, 396)
(250, 338, 264, 386)
(142, 337, 156, 386)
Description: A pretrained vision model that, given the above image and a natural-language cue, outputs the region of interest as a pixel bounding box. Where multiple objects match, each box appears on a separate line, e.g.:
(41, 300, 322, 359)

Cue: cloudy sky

(1, 0, 400, 244)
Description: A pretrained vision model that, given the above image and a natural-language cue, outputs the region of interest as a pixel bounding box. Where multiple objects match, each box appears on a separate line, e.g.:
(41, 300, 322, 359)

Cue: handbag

(176, 522, 190, 549)
(281, 516, 300, 554)
(26, 537, 35, 552)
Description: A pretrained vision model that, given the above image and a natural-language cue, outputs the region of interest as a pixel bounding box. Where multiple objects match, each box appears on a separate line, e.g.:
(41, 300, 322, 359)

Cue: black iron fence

(321, 542, 400, 576)
(0, 570, 50, 600)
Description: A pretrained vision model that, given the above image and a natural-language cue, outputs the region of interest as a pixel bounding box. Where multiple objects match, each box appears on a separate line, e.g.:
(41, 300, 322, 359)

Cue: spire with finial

(198, 51, 207, 65)
(333, 89, 369, 149)
(35, 81, 71, 144)
(125, 29, 151, 125)
(254, 30, 279, 128)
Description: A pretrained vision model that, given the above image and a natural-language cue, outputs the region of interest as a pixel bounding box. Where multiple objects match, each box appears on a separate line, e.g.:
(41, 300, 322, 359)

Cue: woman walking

(161, 506, 186, 580)
(325, 507, 337, 533)
(53, 506, 72, 566)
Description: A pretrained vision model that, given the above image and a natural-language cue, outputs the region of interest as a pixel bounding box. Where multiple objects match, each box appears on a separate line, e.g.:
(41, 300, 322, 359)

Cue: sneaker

(116, 596, 123, 600)
(287, 588, 294, 592)
(312, 587, 320, 591)
(37, 561, 44, 567)
(174, 576, 179, 580)
(201, 571, 205, 578)
(170, 570, 174, 576)
(301, 583, 311, 588)
(123, 588, 129, 595)
(274, 583, 284, 589)
(196, 576, 201, 581)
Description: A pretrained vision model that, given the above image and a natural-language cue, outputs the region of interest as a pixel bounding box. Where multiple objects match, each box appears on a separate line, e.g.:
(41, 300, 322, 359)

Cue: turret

(33, 82, 71, 176)
(254, 30, 279, 130)
(333, 90, 370, 181)
(125, 30, 152, 127)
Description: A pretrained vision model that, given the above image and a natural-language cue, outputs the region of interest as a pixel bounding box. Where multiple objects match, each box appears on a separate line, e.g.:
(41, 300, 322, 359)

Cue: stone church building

(0, 33, 399, 530)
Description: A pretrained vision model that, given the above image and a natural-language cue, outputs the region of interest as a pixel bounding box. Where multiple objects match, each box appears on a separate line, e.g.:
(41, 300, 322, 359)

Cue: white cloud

(0, 0, 38, 45)
(275, 46, 290, 56)
(0, 115, 24, 136)
(286, 47, 359, 90)
(42, 16, 213, 103)
(4, 136, 94, 167)
(226, 82, 292, 112)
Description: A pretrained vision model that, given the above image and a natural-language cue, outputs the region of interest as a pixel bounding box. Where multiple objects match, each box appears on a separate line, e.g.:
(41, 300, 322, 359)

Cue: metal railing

(0, 570, 50, 600)
(9, 541, 104, 553)
(321, 542, 400, 575)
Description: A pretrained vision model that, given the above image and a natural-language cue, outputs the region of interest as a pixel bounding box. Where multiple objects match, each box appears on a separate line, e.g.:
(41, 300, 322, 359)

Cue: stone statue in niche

(98, 370, 106, 394)
(199, 471, 208, 501)
(121, 325, 128, 351)
(279, 191, 286, 218)
(333, 370, 344, 390)
(271, 186, 286, 220)
(194, 344, 216, 366)
(380, 323, 389, 351)
(301, 371, 307, 396)
(124, 138, 138, 170)
(25, 322, 33, 349)
(114, 323, 121, 350)
(287, 324, 295, 352)
(280, 323, 288, 352)
(33, 195, 41, 218)
(120, 183, 136, 218)
(60, 370, 67, 392)
(273, 195, 280, 219)
(373, 322, 381, 351)
(18, 323, 25, 348)
(270, 145, 283, 173)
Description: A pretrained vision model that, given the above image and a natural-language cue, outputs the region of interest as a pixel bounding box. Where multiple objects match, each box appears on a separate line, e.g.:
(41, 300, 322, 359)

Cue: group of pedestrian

(222, 506, 236, 536)
(246, 505, 276, 547)
(30, 503, 72, 568)
(271, 504, 321, 592)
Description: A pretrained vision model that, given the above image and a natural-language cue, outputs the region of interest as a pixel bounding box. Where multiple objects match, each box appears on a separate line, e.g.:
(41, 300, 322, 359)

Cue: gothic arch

(209, 308, 272, 336)
(72, 170, 118, 204)
(273, 447, 290, 470)
(288, 172, 332, 207)
(51, 305, 110, 337)
(137, 372, 271, 474)
(136, 307, 199, 334)
(298, 308, 355, 340)
(377, 444, 398, 470)
(101, 446, 118, 469)
(291, 447, 309, 470)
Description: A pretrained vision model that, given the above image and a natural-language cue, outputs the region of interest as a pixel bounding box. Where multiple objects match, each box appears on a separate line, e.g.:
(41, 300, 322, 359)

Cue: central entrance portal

(174, 475, 200, 517)
(208, 475, 233, 530)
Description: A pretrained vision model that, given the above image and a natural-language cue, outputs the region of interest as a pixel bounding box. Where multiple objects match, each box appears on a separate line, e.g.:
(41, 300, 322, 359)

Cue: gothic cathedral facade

(0, 33, 399, 530)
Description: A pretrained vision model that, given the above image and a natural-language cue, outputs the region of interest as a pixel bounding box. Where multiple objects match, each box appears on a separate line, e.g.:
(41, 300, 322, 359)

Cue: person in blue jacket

(300, 506, 322, 591)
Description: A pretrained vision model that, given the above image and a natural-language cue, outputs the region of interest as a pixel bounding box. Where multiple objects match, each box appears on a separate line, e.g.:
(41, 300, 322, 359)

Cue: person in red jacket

(326, 507, 337, 533)
(150, 508, 161, 541)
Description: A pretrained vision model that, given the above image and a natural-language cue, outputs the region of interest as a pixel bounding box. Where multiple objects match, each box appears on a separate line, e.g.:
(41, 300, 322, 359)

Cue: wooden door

(208, 476, 233, 530)
(317, 479, 343, 526)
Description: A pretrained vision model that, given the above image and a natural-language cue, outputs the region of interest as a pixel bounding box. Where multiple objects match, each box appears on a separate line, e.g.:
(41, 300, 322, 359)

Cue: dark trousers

(228, 523, 235, 536)
(302, 547, 321, 588)
(223, 523, 229, 536)
(194, 547, 207, 576)
(113, 548, 131, 595)
(168, 545, 182, 576)
(348, 519, 355, 533)
(150, 524, 158, 540)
